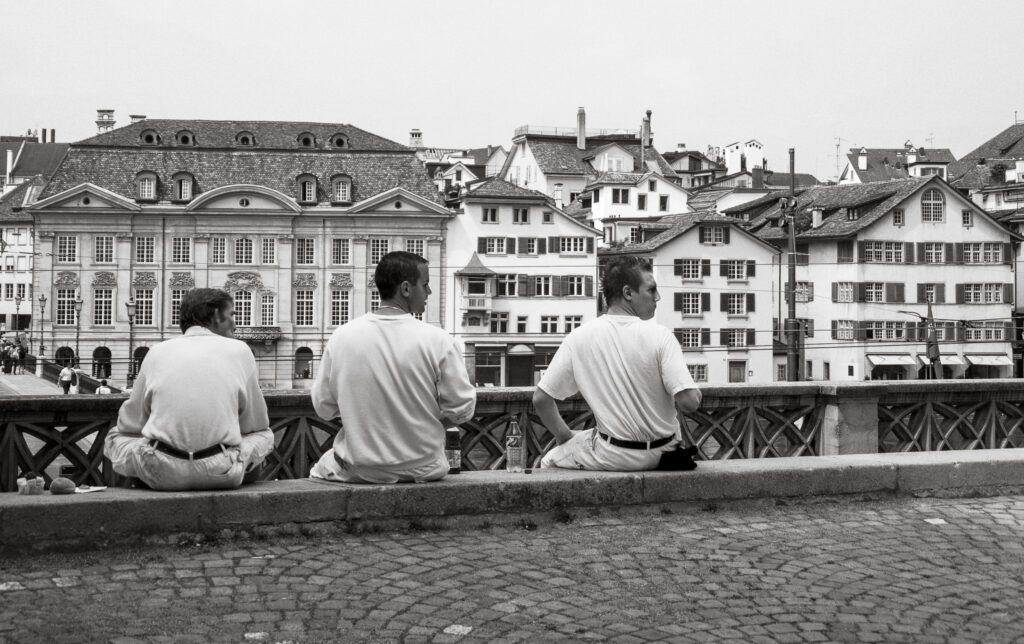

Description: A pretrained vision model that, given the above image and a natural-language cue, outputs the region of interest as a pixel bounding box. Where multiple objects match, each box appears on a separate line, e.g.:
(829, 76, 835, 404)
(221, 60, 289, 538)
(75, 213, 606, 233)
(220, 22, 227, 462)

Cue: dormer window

(175, 130, 196, 146)
(298, 132, 317, 148)
(297, 174, 318, 203)
(331, 175, 352, 203)
(136, 172, 158, 201)
(236, 131, 256, 146)
(329, 133, 349, 149)
(846, 207, 860, 221)
(140, 130, 161, 146)
(172, 172, 194, 201)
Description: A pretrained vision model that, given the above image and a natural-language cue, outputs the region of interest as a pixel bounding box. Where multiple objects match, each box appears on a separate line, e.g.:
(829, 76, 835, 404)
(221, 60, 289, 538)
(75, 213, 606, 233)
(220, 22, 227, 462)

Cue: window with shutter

(701, 259, 711, 276)
(746, 260, 756, 277)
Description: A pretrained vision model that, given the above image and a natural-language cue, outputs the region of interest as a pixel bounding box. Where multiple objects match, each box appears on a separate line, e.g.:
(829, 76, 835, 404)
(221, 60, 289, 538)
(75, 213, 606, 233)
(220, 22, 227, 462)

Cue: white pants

(105, 428, 273, 491)
(541, 428, 678, 471)
(309, 450, 449, 484)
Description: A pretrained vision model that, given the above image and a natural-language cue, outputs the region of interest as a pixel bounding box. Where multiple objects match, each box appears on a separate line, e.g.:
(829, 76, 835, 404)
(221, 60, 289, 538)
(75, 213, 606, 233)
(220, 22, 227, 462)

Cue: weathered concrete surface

(4, 450, 1024, 554)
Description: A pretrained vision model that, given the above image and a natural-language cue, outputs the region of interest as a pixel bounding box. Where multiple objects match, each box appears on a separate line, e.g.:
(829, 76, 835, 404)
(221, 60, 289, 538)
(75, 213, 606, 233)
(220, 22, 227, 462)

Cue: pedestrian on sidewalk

(533, 255, 703, 472)
(95, 379, 112, 395)
(103, 288, 274, 490)
(308, 251, 476, 484)
(58, 364, 75, 394)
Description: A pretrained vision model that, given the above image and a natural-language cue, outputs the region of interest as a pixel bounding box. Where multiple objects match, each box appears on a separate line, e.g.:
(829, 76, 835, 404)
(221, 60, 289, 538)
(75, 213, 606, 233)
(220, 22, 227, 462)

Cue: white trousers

(540, 428, 678, 471)
(105, 428, 274, 491)
(309, 450, 449, 484)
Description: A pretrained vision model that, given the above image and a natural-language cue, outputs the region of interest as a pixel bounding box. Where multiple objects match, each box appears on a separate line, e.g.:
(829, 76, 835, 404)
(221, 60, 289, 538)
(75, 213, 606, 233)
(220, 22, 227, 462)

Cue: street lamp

(13, 294, 21, 340)
(37, 295, 46, 378)
(74, 295, 84, 368)
(125, 298, 137, 387)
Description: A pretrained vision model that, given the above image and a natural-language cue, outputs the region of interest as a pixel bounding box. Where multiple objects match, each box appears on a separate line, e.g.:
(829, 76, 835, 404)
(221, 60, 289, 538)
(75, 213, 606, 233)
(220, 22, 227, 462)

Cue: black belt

(149, 439, 225, 460)
(597, 432, 673, 450)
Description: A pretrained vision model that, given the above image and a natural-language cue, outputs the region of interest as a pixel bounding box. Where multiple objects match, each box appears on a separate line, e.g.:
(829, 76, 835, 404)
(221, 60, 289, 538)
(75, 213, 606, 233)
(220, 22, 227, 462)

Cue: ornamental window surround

(297, 132, 317, 148)
(330, 133, 349, 149)
(331, 175, 352, 203)
(139, 129, 161, 145)
(137, 172, 158, 201)
(172, 173, 194, 201)
(297, 174, 318, 203)
(235, 131, 256, 146)
(175, 130, 196, 146)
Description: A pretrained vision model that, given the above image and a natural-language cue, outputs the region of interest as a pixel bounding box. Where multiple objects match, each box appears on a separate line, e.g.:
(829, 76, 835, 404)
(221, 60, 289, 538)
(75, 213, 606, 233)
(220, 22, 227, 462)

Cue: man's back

(313, 313, 475, 468)
(540, 315, 692, 442)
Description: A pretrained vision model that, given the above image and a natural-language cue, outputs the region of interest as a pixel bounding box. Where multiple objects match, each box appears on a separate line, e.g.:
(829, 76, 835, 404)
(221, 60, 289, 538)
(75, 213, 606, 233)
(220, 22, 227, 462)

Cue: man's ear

(622, 285, 632, 301)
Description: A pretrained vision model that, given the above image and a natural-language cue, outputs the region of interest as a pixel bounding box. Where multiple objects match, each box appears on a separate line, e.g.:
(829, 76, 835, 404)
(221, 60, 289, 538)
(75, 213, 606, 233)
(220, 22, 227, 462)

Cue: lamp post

(125, 298, 137, 387)
(13, 294, 21, 340)
(73, 295, 83, 368)
(37, 295, 46, 377)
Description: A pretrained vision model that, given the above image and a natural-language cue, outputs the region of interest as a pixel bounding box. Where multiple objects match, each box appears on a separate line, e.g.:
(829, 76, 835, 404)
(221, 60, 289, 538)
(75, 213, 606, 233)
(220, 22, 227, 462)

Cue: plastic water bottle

(505, 417, 525, 473)
(445, 428, 461, 475)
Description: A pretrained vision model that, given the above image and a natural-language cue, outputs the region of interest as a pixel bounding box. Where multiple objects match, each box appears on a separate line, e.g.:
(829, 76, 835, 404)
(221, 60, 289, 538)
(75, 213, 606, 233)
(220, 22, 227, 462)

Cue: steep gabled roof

(39, 147, 442, 204)
(956, 123, 1024, 163)
(10, 142, 70, 177)
(0, 176, 44, 221)
(846, 147, 955, 183)
(600, 212, 777, 255)
(685, 187, 734, 213)
(749, 177, 933, 241)
(76, 119, 409, 151)
(523, 137, 678, 180)
(464, 176, 550, 200)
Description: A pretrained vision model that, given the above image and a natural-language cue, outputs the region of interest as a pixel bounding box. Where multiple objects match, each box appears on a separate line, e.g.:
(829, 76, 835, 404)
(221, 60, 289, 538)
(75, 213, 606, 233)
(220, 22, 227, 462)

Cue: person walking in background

(533, 255, 702, 472)
(58, 364, 74, 394)
(95, 379, 112, 395)
(104, 288, 274, 490)
(309, 251, 476, 484)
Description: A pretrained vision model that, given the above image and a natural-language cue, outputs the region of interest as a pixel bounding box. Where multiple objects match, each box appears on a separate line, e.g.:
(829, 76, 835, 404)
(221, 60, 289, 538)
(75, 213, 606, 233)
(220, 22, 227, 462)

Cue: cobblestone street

(2, 494, 1024, 643)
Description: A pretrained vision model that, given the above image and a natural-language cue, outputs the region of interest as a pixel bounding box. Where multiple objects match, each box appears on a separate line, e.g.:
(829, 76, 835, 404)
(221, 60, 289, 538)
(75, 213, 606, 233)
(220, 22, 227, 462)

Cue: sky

(3, 0, 1023, 181)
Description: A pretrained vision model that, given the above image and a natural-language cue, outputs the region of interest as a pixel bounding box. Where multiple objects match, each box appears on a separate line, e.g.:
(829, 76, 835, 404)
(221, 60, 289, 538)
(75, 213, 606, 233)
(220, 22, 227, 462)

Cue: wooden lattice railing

(4, 381, 1024, 491)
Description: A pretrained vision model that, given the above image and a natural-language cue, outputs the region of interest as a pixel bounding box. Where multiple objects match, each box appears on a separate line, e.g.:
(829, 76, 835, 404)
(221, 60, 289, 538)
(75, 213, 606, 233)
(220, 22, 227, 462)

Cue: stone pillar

(427, 236, 444, 327)
(818, 384, 885, 455)
(193, 235, 209, 288)
(353, 237, 369, 316)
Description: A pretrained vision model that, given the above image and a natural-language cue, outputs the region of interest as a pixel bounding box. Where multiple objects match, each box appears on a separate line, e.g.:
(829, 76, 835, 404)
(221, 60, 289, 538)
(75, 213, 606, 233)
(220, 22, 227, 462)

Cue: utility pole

(785, 148, 800, 381)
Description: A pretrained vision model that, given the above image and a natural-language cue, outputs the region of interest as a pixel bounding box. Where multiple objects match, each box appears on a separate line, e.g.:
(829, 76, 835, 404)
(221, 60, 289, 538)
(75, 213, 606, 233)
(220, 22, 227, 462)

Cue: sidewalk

(0, 372, 62, 396)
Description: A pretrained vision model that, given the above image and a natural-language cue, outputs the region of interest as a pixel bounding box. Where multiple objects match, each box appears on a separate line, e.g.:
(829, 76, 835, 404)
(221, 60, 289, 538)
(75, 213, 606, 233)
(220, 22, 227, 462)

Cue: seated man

(309, 251, 476, 484)
(533, 255, 702, 471)
(104, 288, 274, 490)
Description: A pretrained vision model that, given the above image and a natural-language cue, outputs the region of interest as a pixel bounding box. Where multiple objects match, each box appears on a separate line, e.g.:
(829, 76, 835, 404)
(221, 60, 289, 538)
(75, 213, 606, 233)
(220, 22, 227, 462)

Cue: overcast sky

(4, 0, 1023, 181)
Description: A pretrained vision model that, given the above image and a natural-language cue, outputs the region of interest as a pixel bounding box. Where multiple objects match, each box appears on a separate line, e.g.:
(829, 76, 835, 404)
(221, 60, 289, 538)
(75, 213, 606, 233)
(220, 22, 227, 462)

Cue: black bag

(657, 445, 699, 471)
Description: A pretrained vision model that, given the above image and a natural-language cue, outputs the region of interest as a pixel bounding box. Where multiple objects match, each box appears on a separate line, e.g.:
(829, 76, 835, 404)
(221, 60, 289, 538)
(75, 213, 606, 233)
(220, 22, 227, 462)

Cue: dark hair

(374, 251, 428, 299)
(178, 288, 233, 333)
(100, 380, 107, 386)
(602, 255, 652, 304)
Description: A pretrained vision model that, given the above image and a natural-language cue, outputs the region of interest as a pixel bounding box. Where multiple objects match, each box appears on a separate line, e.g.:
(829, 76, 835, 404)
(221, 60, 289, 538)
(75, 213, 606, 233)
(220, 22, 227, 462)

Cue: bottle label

(506, 435, 521, 449)
(445, 449, 461, 471)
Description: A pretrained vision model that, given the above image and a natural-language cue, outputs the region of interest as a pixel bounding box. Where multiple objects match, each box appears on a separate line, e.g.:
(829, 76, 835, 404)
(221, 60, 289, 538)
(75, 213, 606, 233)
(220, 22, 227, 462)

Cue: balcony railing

(4, 380, 1024, 492)
(463, 296, 491, 311)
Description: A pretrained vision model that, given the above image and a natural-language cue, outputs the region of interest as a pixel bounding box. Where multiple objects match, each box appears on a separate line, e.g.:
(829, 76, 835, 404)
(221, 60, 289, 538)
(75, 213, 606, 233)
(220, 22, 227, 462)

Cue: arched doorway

(55, 346, 74, 367)
(295, 347, 313, 379)
(93, 346, 112, 379)
(133, 346, 149, 378)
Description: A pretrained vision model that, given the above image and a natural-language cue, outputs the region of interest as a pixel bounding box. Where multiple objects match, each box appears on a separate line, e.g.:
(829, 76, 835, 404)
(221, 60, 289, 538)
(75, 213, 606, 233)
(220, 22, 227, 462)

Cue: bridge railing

(4, 380, 1024, 492)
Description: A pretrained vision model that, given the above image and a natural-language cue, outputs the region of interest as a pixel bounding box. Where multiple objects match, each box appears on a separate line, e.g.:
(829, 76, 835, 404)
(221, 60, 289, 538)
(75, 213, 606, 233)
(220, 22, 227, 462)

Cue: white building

(749, 177, 1018, 380)
(0, 177, 40, 340)
(838, 142, 954, 185)
(600, 213, 780, 384)
(447, 177, 601, 386)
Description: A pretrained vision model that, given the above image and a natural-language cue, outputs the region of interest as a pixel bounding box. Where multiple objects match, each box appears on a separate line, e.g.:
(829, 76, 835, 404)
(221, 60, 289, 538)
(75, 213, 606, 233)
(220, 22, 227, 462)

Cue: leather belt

(597, 432, 673, 450)
(149, 439, 225, 460)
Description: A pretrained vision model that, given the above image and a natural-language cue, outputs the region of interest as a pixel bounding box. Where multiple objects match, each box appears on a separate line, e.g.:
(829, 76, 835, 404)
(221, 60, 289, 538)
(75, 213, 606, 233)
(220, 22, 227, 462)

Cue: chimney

(409, 129, 423, 148)
(129, 114, 147, 124)
(642, 110, 652, 145)
(5, 149, 12, 186)
(676, 143, 686, 152)
(812, 208, 823, 229)
(740, 153, 747, 172)
(751, 167, 764, 189)
(858, 148, 868, 171)
(96, 109, 116, 134)
(40, 130, 46, 144)
(906, 147, 917, 165)
(50, 128, 55, 143)
(576, 107, 586, 150)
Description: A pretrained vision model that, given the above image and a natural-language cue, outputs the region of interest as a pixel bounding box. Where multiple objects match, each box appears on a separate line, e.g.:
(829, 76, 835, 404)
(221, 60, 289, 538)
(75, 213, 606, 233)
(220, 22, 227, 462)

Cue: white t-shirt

(538, 314, 697, 442)
(312, 313, 476, 469)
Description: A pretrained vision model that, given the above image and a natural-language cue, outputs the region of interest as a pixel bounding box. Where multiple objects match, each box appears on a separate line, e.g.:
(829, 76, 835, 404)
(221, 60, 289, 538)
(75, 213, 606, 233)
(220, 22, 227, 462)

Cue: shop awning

(867, 354, 916, 366)
(917, 353, 967, 366)
(965, 354, 1013, 366)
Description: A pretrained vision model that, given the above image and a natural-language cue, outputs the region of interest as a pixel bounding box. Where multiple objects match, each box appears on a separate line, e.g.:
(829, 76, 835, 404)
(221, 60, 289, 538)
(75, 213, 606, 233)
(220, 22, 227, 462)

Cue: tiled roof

(464, 176, 549, 200)
(40, 147, 442, 204)
(524, 137, 678, 180)
(955, 123, 1024, 165)
(10, 143, 69, 178)
(76, 119, 409, 151)
(586, 171, 645, 187)
(948, 160, 1013, 190)
(760, 172, 819, 189)
(749, 178, 931, 241)
(661, 150, 721, 167)
(600, 212, 738, 254)
(846, 147, 955, 183)
(463, 146, 504, 166)
(0, 142, 21, 173)
(0, 176, 44, 221)
(685, 187, 733, 213)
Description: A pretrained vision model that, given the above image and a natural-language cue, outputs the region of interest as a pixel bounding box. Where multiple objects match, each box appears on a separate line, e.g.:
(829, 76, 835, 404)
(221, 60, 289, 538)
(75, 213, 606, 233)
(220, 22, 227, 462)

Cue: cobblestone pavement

(3, 495, 1024, 643)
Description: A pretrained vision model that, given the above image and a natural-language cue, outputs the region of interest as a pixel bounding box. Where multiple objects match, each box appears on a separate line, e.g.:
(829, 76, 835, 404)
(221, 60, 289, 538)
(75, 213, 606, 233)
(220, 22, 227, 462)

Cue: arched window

(136, 171, 158, 201)
(175, 130, 196, 146)
(297, 174, 318, 203)
(133, 346, 149, 377)
(331, 174, 352, 203)
(297, 132, 317, 148)
(329, 133, 348, 148)
(236, 131, 256, 147)
(92, 346, 111, 379)
(295, 347, 314, 379)
(234, 290, 253, 326)
(921, 188, 945, 222)
(139, 129, 161, 145)
(55, 346, 74, 367)
(171, 172, 194, 201)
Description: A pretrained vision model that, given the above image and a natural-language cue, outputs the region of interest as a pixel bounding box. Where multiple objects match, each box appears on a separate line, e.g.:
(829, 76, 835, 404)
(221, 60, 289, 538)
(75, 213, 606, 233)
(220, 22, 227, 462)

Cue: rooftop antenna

(926, 132, 935, 147)
(834, 137, 848, 182)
